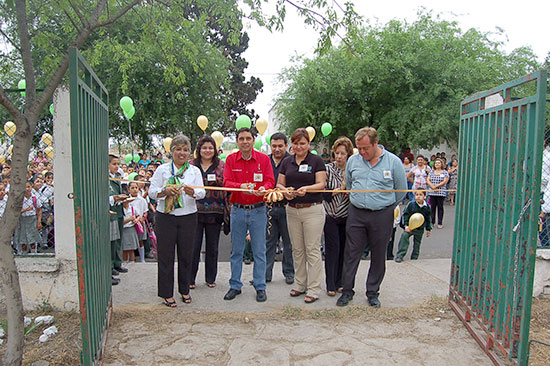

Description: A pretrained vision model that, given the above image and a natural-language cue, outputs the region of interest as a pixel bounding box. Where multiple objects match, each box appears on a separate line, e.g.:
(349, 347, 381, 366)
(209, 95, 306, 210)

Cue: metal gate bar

(450, 71, 547, 366)
(69, 48, 111, 365)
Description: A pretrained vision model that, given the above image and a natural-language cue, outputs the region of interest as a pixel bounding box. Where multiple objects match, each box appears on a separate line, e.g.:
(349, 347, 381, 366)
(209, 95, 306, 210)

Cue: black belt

(269, 202, 286, 208)
(233, 202, 265, 210)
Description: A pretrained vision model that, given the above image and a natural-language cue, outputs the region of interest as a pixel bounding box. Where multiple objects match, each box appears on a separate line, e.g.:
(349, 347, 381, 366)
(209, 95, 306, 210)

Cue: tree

(0, 1, 358, 364)
(277, 11, 540, 152)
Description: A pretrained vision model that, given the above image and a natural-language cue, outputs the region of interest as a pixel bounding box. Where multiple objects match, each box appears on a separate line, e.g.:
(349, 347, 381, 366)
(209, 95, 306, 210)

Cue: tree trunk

(0, 114, 36, 366)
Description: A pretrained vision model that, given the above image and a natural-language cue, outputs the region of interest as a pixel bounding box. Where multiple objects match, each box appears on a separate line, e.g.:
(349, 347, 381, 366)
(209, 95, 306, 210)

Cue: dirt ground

(1, 298, 548, 365)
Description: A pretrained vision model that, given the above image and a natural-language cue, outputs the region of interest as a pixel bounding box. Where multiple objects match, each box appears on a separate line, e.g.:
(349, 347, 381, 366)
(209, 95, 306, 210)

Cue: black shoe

(114, 266, 128, 273)
(285, 277, 294, 285)
(266, 279, 271, 283)
(395, 257, 403, 263)
(336, 293, 353, 307)
(224, 288, 241, 300)
(244, 259, 251, 265)
(249, 280, 254, 286)
(368, 297, 381, 308)
(387, 256, 394, 261)
(111, 277, 120, 286)
(112, 268, 119, 276)
(256, 290, 267, 302)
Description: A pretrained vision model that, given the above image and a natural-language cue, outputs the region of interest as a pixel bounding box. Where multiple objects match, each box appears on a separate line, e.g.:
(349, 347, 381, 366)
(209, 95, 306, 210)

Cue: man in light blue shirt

(337, 127, 407, 307)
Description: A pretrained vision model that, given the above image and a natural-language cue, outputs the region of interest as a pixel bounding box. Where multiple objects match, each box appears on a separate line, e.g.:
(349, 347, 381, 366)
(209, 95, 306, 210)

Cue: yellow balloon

(353, 148, 358, 155)
(4, 121, 16, 137)
(162, 137, 172, 152)
(255, 118, 268, 135)
(231, 148, 239, 154)
(41, 133, 53, 146)
(44, 146, 54, 159)
(408, 213, 425, 230)
(211, 131, 224, 150)
(394, 206, 400, 221)
(0, 155, 5, 165)
(197, 115, 208, 131)
(306, 126, 316, 141)
(7, 145, 13, 155)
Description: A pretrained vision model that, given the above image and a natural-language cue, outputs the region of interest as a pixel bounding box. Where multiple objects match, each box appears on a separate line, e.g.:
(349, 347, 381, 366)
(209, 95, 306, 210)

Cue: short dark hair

(135, 174, 144, 181)
(415, 190, 427, 196)
(45, 172, 53, 179)
(291, 128, 310, 143)
(236, 127, 255, 139)
(193, 135, 220, 168)
(416, 155, 426, 161)
(128, 181, 139, 188)
(270, 132, 288, 144)
(109, 154, 119, 163)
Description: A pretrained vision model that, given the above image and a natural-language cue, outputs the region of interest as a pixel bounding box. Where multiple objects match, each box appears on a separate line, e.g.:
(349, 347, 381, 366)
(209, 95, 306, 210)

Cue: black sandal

(163, 298, 177, 307)
(182, 294, 192, 304)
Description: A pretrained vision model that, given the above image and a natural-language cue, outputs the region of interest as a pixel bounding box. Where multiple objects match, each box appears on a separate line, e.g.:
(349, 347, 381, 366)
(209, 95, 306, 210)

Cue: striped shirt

(428, 170, 450, 197)
(323, 163, 350, 218)
(410, 165, 431, 189)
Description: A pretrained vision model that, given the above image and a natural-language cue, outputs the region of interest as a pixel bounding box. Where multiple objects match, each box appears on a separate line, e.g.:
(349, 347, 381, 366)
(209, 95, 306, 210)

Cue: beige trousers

(286, 204, 325, 298)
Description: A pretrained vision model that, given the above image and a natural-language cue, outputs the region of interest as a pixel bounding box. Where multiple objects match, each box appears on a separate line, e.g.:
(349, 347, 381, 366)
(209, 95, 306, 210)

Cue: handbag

(146, 217, 158, 259)
(131, 207, 145, 236)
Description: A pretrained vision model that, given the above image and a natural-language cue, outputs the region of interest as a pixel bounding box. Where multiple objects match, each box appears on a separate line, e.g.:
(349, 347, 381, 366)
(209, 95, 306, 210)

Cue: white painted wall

(12, 86, 79, 311)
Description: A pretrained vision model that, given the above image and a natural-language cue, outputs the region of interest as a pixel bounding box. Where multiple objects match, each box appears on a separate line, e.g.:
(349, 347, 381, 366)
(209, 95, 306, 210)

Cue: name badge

(207, 174, 216, 182)
(383, 170, 392, 179)
(254, 173, 263, 182)
(299, 164, 309, 173)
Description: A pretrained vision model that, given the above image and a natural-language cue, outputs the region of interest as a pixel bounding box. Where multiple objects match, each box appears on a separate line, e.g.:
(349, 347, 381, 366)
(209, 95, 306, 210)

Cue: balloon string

(109, 177, 457, 193)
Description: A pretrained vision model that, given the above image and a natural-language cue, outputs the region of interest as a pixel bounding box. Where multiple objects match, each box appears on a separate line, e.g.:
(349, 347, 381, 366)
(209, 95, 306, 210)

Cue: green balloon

(235, 115, 252, 130)
(321, 122, 333, 137)
(219, 153, 227, 160)
(124, 106, 136, 119)
(120, 96, 133, 112)
(128, 172, 138, 180)
(18, 79, 26, 97)
(125, 154, 132, 164)
(49, 104, 54, 115)
(311, 150, 318, 155)
(266, 134, 271, 145)
(133, 153, 140, 163)
(254, 138, 262, 150)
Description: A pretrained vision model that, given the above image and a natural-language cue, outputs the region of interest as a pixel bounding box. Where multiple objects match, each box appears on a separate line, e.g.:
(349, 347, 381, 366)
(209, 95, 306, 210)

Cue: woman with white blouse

(149, 135, 206, 307)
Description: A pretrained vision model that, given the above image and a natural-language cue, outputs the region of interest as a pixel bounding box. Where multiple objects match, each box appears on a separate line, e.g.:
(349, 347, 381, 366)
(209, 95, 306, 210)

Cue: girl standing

(427, 158, 450, 228)
(129, 181, 148, 263)
(14, 181, 42, 254)
(121, 199, 140, 263)
(448, 159, 458, 205)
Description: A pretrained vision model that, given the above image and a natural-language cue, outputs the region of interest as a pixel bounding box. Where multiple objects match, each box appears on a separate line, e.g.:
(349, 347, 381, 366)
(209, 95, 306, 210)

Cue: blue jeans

(403, 181, 413, 203)
(230, 205, 267, 291)
(265, 205, 294, 281)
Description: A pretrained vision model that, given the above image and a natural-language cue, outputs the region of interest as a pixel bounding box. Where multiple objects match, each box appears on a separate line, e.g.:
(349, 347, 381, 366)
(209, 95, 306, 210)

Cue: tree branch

(15, 0, 37, 107)
(68, 0, 89, 28)
(94, 0, 142, 29)
(0, 26, 22, 53)
(63, 8, 82, 33)
(0, 84, 22, 119)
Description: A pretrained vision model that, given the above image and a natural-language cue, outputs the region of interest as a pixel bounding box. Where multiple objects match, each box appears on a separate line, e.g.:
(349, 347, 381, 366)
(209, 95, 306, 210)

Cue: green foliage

(277, 11, 540, 152)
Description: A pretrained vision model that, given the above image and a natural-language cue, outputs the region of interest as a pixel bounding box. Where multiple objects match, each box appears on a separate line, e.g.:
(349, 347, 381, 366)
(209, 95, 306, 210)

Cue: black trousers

(430, 196, 445, 225)
(342, 205, 394, 298)
(190, 216, 222, 285)
(323, 214, 347, 292)
(156, 211, 197, 298)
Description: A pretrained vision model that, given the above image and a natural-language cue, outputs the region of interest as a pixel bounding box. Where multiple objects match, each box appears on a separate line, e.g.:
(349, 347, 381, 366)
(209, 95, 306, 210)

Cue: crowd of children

(0, 156, 55, 255)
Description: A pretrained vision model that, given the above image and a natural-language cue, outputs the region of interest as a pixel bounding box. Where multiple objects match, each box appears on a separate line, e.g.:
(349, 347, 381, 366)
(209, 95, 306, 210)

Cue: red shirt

(223, 149, 275, 205)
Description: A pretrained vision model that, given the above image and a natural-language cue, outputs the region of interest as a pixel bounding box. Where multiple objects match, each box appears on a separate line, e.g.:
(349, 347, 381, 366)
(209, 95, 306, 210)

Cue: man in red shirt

(223, 127, 275, 302)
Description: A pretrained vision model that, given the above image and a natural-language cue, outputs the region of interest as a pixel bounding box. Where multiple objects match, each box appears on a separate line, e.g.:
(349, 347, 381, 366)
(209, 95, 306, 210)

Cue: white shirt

(123, 206, 135, 228)
(130, 196, 148, 217)
(542, 148, 550, 192)
(148, 162, 206, 216)
(0, 195, 7, 217)
(21, 194, 41, 217)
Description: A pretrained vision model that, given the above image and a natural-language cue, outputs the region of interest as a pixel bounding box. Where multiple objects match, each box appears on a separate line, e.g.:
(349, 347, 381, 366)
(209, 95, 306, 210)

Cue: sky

(242, 0, 550, 121)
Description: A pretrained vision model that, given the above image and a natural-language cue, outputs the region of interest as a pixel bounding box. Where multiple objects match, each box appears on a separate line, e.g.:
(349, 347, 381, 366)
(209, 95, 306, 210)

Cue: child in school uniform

(14, 181, 42, 254)
(121, 199, 140, 263)
(0, 181, 7, 219)
(128, 181, 148, 263)
(395, 190, 432, 262)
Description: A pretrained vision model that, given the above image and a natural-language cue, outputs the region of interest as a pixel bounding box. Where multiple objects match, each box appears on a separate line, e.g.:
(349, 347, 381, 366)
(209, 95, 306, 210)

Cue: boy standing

(395, 190, 432, 262)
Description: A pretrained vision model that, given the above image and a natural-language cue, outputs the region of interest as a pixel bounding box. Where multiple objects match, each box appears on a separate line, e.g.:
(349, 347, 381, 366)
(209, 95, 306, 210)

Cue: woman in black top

(277, 128, 327, 303)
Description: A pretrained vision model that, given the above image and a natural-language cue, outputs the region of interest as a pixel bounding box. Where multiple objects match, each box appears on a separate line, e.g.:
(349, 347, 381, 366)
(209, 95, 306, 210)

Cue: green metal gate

(450, 70, 547, 366)
(69, 48, 112, 365)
